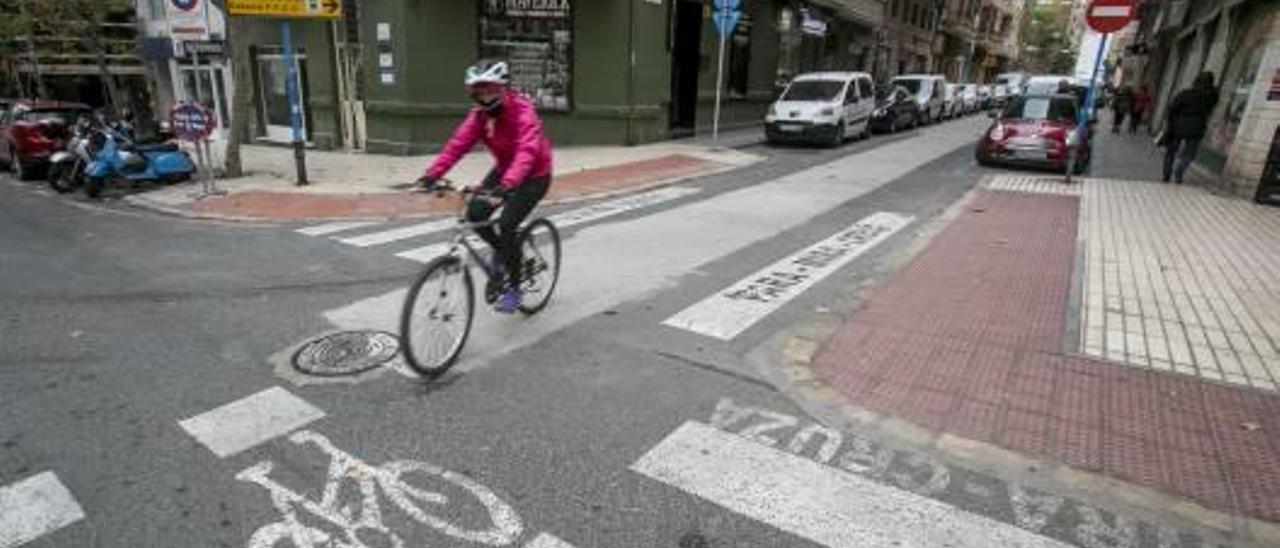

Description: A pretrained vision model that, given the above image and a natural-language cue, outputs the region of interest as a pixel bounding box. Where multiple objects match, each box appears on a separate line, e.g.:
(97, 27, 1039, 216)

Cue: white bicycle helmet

(465, 60, 510, 87)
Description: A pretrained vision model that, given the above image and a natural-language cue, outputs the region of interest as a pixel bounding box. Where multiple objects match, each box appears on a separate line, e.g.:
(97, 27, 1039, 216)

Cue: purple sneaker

(495, 286, 523, 314)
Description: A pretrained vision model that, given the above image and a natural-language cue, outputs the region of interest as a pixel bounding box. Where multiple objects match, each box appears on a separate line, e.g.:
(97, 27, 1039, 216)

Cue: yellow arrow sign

(229, 0, 340, 18)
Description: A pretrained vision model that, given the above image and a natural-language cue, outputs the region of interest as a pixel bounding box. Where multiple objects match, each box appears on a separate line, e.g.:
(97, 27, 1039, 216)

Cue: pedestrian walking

(1130, 84, 1152, 134)
(1161, 72, 1218, 184)
(1111, 85, 1133, 133)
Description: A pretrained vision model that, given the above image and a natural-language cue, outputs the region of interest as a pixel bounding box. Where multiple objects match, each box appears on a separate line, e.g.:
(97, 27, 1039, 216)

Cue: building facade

(1123, 0, 1279, 197)
(935, 0, 1023, 83)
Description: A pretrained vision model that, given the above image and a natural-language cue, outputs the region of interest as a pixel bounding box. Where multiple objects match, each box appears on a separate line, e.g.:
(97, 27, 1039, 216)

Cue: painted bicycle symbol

(236, 430, 524, 548)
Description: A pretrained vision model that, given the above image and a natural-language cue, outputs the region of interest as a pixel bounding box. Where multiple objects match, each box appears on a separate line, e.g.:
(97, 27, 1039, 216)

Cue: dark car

(869, 86, 921, 133)
(0, 100, 92, 180)
(975, 94, 1092, 174)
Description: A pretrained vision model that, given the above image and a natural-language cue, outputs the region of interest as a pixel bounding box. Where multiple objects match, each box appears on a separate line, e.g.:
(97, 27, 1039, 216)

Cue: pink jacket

(425, 90, 553, 189)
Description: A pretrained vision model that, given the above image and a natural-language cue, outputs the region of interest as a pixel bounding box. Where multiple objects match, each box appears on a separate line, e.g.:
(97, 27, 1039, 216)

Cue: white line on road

(178, 387, 326, 458)
(1091, 6, 1131, 17)
(296, 220, 383, 237)
(663, 211, 913, 340)
(631, 422, 1072, 548)
(395, 186, 703, 263)
(524, 532, 579, 548)
(336, 218, 460, 248)
(0, 472, 85, 548)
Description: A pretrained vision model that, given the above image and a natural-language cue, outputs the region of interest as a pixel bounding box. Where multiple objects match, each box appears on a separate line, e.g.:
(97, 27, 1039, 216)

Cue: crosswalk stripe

(631, 422, 1072, 548)
(524, 533, 579, 548)
(0, 471, 85, 548)
(335, 218, 460, 247)
(663, 211, 913, 340)
(296, 220, 383, 236)
(178, 387, 325, 458)
(395, 186, 703, 263)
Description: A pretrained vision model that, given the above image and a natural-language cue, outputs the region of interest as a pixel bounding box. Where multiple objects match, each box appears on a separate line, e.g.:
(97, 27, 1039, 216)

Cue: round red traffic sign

(1085, 0, 1136, 34)
(170, 101, 215, 141)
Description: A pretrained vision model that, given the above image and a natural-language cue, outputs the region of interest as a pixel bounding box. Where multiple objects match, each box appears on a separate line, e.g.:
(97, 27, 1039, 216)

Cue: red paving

(187, 154, 720, 220)
(812, 189, 1280, 523)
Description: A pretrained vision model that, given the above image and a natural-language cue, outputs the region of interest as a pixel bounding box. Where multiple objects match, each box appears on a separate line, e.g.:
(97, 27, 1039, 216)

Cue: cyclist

(418, 60, 553, 313)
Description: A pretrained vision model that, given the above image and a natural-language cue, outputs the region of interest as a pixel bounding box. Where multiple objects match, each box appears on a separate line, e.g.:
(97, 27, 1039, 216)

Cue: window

(860, 78, 874, 100)
(891, 0, 900, 19)
(781, 80, 845, 101)
(911, 4, 920, 25)
(478, 0, 572, 111)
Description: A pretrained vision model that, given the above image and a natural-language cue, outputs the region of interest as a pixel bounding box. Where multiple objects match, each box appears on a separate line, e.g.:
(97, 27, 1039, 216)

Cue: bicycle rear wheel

(400, 256, 474, 378)
(516, 218, 560, 315)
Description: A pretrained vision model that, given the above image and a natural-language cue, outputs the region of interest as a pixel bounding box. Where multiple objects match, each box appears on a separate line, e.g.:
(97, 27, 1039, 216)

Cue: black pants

(466, 169, 551, 286)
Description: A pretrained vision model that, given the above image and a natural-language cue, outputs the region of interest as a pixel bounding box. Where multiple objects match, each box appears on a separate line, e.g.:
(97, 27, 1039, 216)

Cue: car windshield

(23, 108, 86, 124)
(781, 80, 845, 102)
(1002, 97, 1077, 123)
(892, 79, 923, 95)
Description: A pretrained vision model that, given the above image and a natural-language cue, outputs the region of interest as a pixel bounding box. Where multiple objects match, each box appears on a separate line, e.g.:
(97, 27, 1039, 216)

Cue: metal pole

(1082, 33, 1108, 127)
(712, 11, 728, 143)
(282, 20, 308, 185)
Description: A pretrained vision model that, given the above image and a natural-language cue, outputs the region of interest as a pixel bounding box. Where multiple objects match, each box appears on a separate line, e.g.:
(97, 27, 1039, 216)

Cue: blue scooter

(83, 123, 196, 198)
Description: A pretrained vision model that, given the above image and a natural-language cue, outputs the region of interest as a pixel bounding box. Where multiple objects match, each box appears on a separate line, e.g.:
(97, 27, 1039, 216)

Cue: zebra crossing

(293, 185, 706, 262)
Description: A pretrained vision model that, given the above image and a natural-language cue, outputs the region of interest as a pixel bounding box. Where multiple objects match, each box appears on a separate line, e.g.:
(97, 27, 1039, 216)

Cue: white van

(890, 74, 947, 125)
(765, 72, 876, 147)
(995, 72, 1030, 95)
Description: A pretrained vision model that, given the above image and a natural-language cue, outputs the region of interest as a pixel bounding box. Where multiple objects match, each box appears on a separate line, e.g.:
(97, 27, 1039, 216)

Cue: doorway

(669, 0, 702, 134)
(255, 50, 308, 142)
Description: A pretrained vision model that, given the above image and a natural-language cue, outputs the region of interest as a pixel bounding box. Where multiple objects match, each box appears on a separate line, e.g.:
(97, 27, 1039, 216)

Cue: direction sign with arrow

(228, 0, 341, 18)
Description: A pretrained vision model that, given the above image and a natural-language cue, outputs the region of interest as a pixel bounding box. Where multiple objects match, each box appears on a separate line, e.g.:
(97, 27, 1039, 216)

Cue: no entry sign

(1085, 0, 1135, 34)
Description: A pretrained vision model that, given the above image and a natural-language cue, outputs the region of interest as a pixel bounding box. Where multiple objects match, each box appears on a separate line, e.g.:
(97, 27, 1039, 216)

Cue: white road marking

(325, 120, 985, 370)
(0, 472, 85, 548)
(296, 220, 383, 236)
(631, 422, 1072, 548)
(1091, 6, 1131, 17)
(336, 218, 459, 247)
(178, 387, 326, 458)
(524, 532, 579, 548)
(663, 211, 913, 340)
(394, 186, 703, 263)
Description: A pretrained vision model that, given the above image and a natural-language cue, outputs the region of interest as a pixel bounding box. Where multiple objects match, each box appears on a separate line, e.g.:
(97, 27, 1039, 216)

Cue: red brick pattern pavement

(187, 154, 720, 220)
(813, 189, 1280, 523)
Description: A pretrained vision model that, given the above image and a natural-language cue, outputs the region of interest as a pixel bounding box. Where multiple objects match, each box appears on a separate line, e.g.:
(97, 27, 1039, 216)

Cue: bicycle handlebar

(420, 177, 504, 201)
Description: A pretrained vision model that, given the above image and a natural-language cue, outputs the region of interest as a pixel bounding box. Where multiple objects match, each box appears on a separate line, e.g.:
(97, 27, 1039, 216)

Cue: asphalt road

(0, 118, 1248, 548)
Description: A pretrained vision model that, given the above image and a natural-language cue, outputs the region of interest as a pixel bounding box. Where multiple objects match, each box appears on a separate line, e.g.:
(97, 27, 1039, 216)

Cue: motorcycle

(47, 117, 97, 194)
(82, 120, 196, 199)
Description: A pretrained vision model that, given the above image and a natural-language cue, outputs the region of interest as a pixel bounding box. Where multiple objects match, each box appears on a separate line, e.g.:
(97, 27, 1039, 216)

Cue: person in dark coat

(1110, 85, 1133, 133)
(1162, 72, 1219, 184)
(1130, 85, 1152, 134)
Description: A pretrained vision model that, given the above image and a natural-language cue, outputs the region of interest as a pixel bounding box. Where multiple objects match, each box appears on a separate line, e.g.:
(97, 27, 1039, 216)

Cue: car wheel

(829, 122, 845, 147)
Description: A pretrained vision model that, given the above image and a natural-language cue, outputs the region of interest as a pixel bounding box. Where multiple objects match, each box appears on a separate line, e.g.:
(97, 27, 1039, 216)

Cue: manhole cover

(292, 331, 400, 377)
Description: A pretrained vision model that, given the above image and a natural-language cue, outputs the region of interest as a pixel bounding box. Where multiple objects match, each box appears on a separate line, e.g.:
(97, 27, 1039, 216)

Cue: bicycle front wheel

(400, 256, 474, 378)
(517, 218, 561, 315)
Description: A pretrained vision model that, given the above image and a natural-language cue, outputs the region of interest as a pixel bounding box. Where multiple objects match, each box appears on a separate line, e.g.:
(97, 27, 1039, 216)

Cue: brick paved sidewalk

(124, 143, 761, 222)
(811, 177, 1280, 527)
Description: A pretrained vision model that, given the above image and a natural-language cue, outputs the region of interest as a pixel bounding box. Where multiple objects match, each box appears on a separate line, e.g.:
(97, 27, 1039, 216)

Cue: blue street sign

(713, 9, 740, 39)
(713, 0, 740, 11)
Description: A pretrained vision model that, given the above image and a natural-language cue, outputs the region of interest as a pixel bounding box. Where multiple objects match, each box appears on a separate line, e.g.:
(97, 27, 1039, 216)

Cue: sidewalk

(804, 127, 1280, 537)
(125, 140, 762, 222)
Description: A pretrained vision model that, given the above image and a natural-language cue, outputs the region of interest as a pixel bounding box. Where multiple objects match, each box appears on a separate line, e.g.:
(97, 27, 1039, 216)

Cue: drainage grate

(292, 331, 400, 377)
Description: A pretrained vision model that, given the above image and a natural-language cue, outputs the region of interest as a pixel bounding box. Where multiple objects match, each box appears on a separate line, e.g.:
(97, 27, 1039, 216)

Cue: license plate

(778, 124, 803, 132)
(1012, 149, 1047, 161)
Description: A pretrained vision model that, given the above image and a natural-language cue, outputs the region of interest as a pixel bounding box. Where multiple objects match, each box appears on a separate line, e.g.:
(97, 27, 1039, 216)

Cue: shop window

(727, 9, 752, 97)
(478, 0, 572, 111)
(891, 0, 900, 20)
(1215, 43, 1263, 149)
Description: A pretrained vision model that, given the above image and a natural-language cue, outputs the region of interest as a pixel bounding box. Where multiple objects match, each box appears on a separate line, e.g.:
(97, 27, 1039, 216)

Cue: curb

(743, 182, 1280, 548)
(120, 157, 759, 225)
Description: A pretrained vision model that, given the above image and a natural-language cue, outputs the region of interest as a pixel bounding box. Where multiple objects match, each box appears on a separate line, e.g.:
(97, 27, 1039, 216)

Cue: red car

(0, 100, 92, 180)
(975, 94, 1092, 174)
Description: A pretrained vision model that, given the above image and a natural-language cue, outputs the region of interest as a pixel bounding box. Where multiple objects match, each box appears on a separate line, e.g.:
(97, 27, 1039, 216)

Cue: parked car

(765, 71, 876, 147)
(944, 84, 967, 119)
(890, 74, 947, 125)
(958, 84, 981, 114)
(991, 85, 1011, 108)
(976, 85, 994, 110)
(995, 72, 1030, 96)
(0, 100, 92, 180)
(869, 86, 922, 133)
(1025, 75, 1076, 96)
(975, 93, 1092, 174)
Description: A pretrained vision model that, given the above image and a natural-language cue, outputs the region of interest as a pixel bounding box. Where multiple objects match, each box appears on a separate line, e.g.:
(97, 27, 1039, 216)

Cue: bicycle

(399, 178, 561, 378)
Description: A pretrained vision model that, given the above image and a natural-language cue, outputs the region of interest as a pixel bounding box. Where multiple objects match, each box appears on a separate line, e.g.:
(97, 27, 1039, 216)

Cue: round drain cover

(292, 331, 400, 377)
